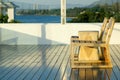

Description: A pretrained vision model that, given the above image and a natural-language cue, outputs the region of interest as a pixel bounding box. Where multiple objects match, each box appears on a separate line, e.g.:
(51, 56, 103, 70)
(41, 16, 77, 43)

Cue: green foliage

(113, 13, 120, 22)
(69, 3, 120, 23)
(0, 14, 8, 23)
(0, 14, 20, 23)
(16, 9, 60, 16)
(9, 19, 21, 23)
(70, 11, 104, 23)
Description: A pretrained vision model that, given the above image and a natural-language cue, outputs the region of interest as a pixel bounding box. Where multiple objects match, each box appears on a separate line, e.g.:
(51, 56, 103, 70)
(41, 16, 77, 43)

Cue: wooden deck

(0, 45, 120, 80)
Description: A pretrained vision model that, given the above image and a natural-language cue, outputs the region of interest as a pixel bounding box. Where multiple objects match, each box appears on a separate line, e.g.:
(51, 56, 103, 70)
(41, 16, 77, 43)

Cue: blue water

(15, 15, 71, 23)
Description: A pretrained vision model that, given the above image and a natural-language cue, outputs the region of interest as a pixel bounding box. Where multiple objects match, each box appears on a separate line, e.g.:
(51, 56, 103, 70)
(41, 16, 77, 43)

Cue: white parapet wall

(0, 23, 120, 45)
(7, 8, 14, 22)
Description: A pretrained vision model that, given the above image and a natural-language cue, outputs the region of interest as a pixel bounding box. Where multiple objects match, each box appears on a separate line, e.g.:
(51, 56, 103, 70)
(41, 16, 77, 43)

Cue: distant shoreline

(15, 15, 72, 23)
(67, 17, 77, 19)
(16, 14, 58, 16)
(16, 14, 76, 18)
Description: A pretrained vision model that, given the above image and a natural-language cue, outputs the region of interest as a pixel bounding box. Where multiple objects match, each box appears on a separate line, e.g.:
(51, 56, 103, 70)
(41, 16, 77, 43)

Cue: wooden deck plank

(70, 69, 79, 80)
(0, 46, 35, 79)
(0, 46, 38, 80)
(31, 45, 60, 80)
(24, 45, 54, 79)
(39, 45, 65, 80)
(9, 46, 47, 80)
(106, 46, 119, 80)
(0, 45, 120, 80)
(105, 69, 116, 80)
(0, 45, 33, 74)
(110, 45, 120, 69)
(61, 46, 71, 80)
(47, 46, 69, 80)
(86, 69, 94, 80)
(55, 46, 70, 80)
(78, 69, 86, 80)
(110, 45, 120, 80)
(62, 58, 71, 80)
(111, 45, 120, 68)
(0, 45, 32, 64)
(92, 69, 103, 80)
(0, 46, 15, 61)
(17, 47, 53, 80)
(0, 46, 20, 64)
(22, 45, 51, 80)
(0, 46, 39, 80)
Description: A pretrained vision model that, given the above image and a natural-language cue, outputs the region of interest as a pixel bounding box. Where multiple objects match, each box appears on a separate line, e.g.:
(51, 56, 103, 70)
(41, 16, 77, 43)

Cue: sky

(8, 0, 99, 5)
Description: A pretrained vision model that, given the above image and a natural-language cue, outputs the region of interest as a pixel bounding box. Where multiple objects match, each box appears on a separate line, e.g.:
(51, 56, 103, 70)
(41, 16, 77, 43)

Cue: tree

(0, 14, 8, 23)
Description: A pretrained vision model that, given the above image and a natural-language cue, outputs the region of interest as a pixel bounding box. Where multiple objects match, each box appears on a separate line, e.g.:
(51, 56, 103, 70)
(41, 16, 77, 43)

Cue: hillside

(88, 0, 120, 7)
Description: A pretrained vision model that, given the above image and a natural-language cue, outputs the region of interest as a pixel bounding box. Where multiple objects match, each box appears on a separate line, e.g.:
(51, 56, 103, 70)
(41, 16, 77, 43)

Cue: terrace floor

(0, 45, 120, 80)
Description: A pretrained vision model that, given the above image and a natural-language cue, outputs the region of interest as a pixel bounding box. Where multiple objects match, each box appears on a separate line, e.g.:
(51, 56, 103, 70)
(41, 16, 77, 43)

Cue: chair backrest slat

(107, 17, 115, 44)
(99, 17, 108, 40)
(101, 17, 115, 44)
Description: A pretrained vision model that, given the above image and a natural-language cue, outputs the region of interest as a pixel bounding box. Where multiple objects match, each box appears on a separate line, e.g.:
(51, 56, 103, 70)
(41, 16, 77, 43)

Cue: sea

(15, 15, 72, 23)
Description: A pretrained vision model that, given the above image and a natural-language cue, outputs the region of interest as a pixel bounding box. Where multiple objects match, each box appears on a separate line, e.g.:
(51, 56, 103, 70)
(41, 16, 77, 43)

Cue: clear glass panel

(11, 0, 61, 23)
(66, 0, 120, 23)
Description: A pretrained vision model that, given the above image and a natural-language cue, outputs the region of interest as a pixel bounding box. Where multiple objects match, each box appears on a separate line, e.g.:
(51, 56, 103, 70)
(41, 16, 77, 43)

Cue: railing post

(61, 0, 66, 24)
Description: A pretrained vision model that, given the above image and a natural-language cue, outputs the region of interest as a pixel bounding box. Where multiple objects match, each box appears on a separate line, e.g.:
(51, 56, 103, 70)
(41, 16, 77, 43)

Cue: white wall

(7, 8, 14, 22)
(0, 23, 119, 45)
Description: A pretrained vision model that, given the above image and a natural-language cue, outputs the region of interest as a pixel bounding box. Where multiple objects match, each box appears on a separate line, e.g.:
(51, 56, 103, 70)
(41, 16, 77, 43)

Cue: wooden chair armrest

(71, 36, 79, 38)
(71, 36, 79, 40)
(71, 40, 106, 47)
(78, 31, 99, 33)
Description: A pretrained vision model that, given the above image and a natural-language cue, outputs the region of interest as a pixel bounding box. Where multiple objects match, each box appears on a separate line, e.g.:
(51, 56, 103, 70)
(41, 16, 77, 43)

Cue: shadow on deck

(0, 45, 120, 80)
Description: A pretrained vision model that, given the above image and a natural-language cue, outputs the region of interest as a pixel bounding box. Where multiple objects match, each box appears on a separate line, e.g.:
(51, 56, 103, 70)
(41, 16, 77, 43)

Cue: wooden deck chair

(70, 17, 115, 69)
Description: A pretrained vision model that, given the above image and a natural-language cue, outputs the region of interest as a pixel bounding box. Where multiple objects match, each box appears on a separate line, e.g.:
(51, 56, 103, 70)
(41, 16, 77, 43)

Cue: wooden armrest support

(71, 40, 106, 47)
(71, 36, 79, 38)
(71, 36, 79, 40)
